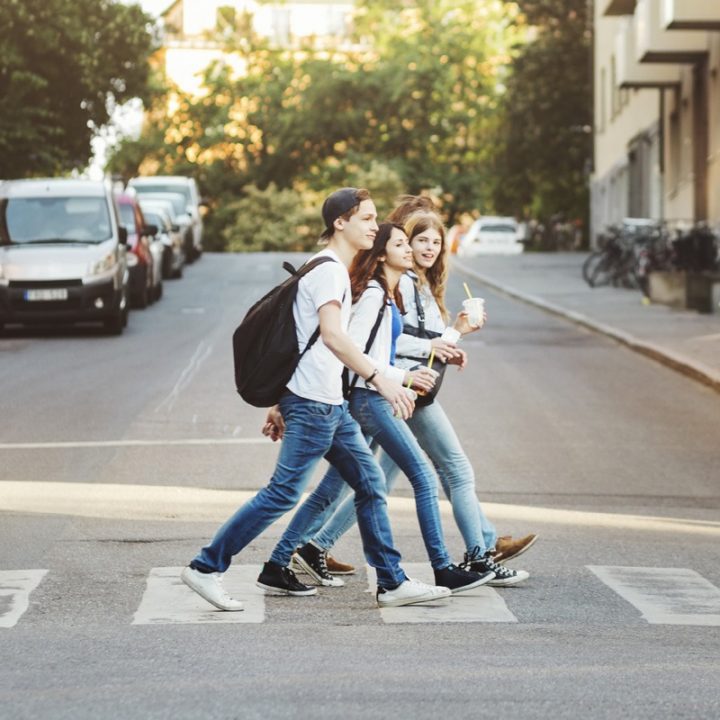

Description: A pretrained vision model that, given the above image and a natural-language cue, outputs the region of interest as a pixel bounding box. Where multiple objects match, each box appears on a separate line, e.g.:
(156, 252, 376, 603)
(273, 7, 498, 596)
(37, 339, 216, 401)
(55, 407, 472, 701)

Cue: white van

(0, 179, 130, 334)
(128, 176, 203, 260)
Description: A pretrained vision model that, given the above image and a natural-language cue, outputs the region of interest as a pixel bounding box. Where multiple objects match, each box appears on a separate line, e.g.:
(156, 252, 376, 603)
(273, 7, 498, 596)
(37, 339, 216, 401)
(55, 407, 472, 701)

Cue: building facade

(592, 0, 720, 243)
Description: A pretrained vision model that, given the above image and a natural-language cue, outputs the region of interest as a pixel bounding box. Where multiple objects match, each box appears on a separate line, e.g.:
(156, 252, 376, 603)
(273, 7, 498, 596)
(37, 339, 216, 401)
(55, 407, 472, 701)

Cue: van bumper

(0, 279, 123, 325)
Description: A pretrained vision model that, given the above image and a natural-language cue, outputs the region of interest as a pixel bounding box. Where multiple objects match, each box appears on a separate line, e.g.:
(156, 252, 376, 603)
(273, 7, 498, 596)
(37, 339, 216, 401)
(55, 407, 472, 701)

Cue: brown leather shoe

(492, 534, 538, 564)
(325, 554, 355, 575)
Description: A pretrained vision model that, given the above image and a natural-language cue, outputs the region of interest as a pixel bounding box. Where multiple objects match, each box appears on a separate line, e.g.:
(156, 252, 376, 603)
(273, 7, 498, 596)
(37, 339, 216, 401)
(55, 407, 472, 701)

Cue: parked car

(114, 192, 163, 306)
(457, 216, 525, 256)
(132, 191, 194, 262)
(0, 178, 130, 334)
(138, 199, 187, 278)
(139, 206, 185, 279)
(128, 176, 204, 260)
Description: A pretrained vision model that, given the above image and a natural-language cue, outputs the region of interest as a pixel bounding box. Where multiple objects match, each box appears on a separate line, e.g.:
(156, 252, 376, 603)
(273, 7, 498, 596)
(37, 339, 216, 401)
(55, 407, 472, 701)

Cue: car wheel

(162, 249, 173, 279)
(155, 279, 163, 301)
(133, 266, 149, 308)
(173, 263, 183, 279)
(104, 308, 124, 335)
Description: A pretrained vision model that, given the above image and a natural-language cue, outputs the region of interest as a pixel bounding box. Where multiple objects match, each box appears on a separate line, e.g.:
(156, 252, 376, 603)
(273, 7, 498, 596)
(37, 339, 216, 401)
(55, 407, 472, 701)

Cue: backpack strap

(286, 256, 340, 362)
(343, 289, 388, 398)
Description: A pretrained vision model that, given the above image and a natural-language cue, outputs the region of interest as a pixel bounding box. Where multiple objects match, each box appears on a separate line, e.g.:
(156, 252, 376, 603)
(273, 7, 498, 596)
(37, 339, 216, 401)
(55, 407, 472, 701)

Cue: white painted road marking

(132, 566, 265, 625)
(367, 564, 518, 624)
(588, 565, 720, 626)
(0, 569, 47, 629)
(154, 340, 213, 414)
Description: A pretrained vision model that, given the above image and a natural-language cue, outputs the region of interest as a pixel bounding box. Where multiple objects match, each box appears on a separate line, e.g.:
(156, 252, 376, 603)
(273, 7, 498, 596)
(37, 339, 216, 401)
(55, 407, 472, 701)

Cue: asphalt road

(1, 253, 719, 720)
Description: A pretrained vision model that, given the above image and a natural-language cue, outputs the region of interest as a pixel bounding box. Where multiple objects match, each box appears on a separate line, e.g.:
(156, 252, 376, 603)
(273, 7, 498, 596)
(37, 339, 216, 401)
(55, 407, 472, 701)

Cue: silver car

(0, 178, 130, 334)
(140, 205, 185, 279)
(128, 176, 204, 260)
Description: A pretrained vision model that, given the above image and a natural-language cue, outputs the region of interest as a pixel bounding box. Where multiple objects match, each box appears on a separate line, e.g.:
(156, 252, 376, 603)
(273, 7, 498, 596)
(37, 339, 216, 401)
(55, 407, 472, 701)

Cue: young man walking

(181, 187, 451, 610)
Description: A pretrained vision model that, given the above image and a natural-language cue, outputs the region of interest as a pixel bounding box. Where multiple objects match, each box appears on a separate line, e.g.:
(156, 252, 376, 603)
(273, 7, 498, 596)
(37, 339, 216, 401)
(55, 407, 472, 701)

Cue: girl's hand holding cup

(429, 338, 463, 363)
(454, 299, 486, 334)
(406, 367, 438, 395)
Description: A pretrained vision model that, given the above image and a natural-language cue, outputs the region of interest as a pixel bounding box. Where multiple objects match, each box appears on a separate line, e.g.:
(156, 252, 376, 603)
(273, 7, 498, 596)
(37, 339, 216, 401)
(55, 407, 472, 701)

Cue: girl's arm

(319, 301, 414, 419)
(348, 288, 405, 385)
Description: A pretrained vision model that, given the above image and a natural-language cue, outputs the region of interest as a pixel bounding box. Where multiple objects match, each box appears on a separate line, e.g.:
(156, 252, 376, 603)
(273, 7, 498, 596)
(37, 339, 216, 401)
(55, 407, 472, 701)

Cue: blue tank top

(390, 301, 402, 365)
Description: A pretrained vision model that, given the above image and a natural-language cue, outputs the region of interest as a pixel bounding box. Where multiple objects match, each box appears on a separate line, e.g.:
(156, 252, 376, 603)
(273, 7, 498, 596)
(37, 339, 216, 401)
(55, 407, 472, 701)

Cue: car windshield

(117, 203, 136, 230)
(480, 224, 516, 233)
(134, 184, 191, 205)
(143, 211, 167, 230)
(0, 197, 112, 245)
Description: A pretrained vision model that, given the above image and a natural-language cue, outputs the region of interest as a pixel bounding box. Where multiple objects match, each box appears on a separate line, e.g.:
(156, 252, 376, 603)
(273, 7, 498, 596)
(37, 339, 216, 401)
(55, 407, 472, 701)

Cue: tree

(106, 1, 521, 247)
(491, 0, 592, 241)
(0, 0, 156, 178)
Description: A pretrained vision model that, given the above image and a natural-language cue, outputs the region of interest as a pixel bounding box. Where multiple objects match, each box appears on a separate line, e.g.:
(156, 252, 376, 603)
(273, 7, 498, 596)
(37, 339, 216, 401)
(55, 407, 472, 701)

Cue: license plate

(24, 288, 69, 301)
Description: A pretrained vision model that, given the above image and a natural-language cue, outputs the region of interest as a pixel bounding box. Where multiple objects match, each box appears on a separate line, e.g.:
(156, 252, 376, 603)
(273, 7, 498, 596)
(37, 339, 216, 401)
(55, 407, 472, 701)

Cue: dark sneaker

(256, 561, 317, 596)
(462, 548, 529, 587)
(326, 554, 356, 575)
(433, 563, 494, 594)
(491, 534, 538, 564)
(294, 543, 344, 587)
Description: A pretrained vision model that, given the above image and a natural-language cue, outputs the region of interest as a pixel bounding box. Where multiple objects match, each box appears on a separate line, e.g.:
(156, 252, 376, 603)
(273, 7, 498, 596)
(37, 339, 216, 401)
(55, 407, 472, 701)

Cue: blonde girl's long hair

(403, 211, 449, 321)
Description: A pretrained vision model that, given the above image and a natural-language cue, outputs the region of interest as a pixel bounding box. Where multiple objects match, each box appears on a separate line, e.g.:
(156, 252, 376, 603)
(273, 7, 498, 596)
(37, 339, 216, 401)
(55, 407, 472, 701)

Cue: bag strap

(284, 256, 338, 362)
(412, 280, 426, 333)
(343, 290, 388, 398)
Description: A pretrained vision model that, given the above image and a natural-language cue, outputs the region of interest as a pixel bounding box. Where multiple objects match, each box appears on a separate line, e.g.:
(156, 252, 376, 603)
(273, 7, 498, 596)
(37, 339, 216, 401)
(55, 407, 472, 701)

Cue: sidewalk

(452, 253, 720, 393)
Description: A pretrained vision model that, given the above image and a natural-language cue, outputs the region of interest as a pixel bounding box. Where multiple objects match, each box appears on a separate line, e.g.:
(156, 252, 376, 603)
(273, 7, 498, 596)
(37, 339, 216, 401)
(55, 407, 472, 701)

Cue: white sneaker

(180, 566, 244, 611)
(376, 578, 452, 608)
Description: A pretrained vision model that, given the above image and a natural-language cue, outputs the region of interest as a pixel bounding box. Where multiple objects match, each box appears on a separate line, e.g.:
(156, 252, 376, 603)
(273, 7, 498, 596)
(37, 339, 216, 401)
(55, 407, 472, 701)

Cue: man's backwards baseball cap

(320, 187, 361, 239)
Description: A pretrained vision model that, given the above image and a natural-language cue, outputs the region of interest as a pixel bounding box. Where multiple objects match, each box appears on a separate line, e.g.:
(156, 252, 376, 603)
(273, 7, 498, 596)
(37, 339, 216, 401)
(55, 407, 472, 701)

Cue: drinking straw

(463, 282, 473, 300)
(406, 376, 413, 389)
(427, 348, 435, 368)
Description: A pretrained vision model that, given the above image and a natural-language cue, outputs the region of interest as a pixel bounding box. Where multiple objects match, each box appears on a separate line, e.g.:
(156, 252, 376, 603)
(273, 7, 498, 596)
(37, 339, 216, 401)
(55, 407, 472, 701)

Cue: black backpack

(232, 256, 336, 407)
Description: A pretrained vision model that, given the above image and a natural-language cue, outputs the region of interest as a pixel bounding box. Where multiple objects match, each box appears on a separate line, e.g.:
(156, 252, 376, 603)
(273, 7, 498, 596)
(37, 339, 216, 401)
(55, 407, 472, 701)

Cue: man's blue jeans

(271, 389, 451, 570)
(310, 399, 497, 556)
(192, 391, 407, 589)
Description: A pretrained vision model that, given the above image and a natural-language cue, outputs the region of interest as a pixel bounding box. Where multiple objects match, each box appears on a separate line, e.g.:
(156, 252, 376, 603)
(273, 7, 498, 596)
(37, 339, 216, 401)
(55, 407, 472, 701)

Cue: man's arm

(318, 301, 414, 419)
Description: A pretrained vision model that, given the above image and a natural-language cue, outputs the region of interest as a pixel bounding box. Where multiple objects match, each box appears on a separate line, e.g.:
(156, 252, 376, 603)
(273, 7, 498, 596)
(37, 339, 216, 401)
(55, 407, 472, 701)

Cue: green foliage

(0, 0, 157, 178)
(106, 1, 521, 248)
(492, 0, 592, 232)
(102, 0, 594, 250)
(221, 183, 319, 252)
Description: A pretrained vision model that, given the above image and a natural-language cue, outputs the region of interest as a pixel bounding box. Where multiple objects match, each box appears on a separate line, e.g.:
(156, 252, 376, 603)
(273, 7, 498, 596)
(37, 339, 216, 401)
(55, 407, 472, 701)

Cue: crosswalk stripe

(587, 565, 720, 626)
(0, 569, 48, 629)
(132, 566, 265, 625)
(367, 564, 518, 624)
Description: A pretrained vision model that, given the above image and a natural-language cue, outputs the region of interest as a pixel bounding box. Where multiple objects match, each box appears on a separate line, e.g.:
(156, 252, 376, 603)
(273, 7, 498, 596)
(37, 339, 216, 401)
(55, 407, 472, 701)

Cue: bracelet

(365, 368, 379, 384)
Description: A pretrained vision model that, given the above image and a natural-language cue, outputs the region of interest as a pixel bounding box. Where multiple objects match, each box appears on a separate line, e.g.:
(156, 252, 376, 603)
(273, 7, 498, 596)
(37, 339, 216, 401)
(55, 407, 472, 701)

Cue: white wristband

(440, 327, 461, 344)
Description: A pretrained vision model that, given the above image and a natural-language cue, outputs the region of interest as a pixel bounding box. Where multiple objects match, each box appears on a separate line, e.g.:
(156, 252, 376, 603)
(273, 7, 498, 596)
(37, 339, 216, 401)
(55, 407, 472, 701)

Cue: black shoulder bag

(401, 281, 447, 406)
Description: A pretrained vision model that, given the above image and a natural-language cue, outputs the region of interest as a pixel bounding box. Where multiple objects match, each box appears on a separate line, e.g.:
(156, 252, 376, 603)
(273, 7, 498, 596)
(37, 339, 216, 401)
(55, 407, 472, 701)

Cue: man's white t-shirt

(286, 248, 351, 404)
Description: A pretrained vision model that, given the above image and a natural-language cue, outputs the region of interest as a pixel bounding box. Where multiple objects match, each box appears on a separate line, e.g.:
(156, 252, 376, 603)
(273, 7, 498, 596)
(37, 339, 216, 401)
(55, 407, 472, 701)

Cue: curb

(454, 264, 720, 395)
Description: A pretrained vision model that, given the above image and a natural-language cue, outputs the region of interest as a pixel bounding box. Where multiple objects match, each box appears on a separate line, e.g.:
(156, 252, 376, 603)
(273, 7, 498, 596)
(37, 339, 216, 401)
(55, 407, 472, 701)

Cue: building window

(669, 109, 680, 194)
(599, 67, 607, 133)
(610, 55, 619, 119)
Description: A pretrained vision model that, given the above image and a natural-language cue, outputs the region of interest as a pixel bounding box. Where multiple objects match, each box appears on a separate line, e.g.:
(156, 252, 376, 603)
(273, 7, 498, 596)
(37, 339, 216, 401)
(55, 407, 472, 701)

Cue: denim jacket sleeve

(396, 273, 433, 360)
